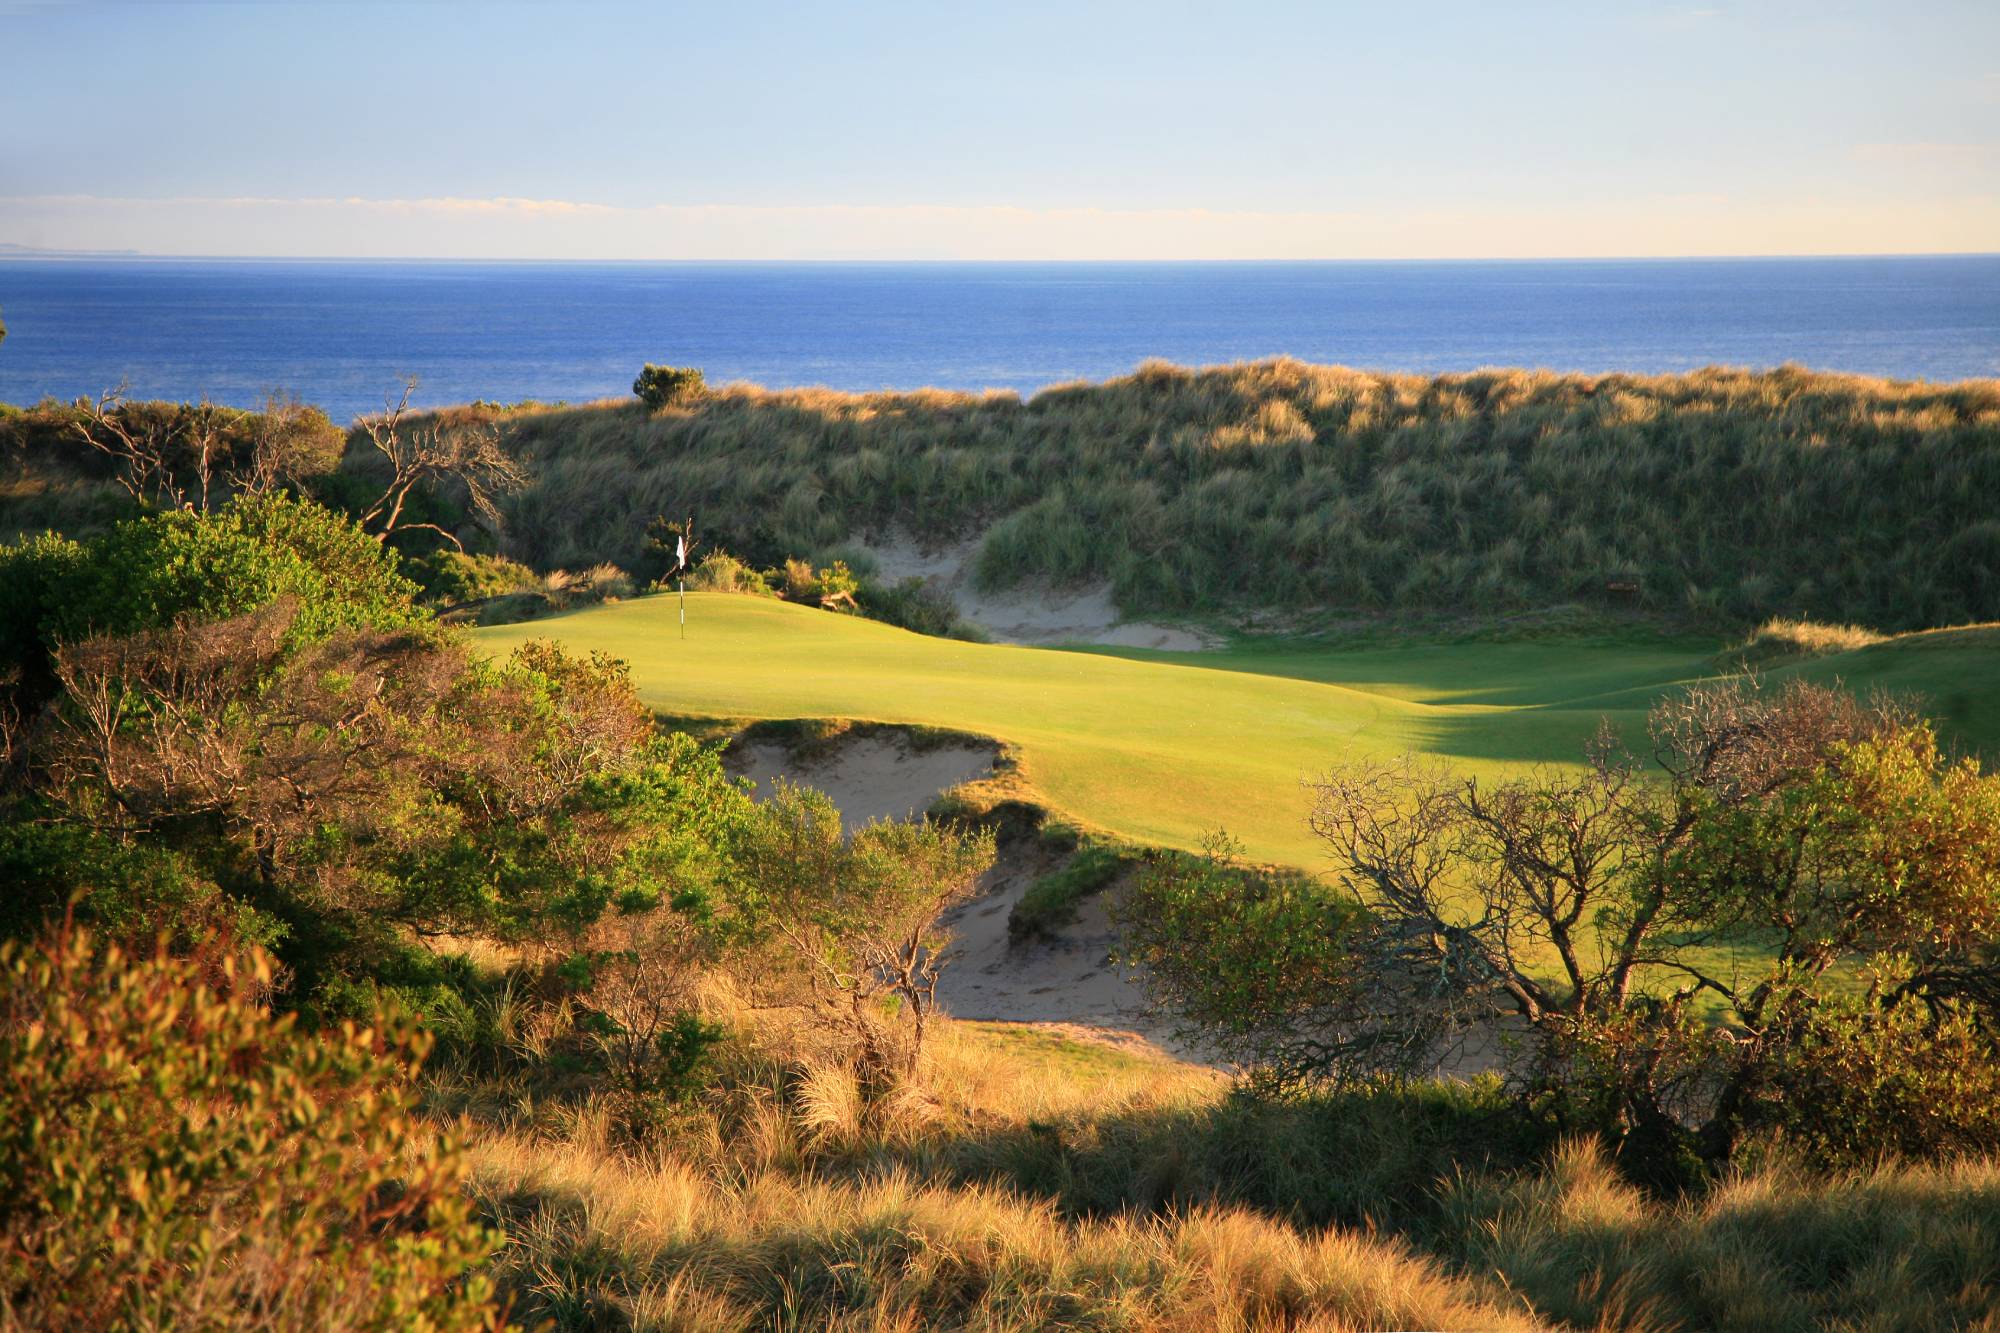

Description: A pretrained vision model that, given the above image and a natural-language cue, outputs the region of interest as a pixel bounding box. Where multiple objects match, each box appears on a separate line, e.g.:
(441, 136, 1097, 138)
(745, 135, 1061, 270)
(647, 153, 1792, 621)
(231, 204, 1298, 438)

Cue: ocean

(0, 255, 1995, 422)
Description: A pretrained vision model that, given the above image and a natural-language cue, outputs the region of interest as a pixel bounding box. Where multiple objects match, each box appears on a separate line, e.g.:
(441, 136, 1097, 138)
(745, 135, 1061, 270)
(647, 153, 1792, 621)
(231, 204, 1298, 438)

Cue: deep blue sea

(1, 256, 1995, 422)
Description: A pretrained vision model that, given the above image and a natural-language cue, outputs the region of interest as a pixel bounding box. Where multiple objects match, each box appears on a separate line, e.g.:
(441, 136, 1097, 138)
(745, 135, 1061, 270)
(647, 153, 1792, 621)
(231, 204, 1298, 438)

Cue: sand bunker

(725, 727, 1190, 1059)
(726, 733, 998, 833)
(858, 533, 1219, 652)
(935, 847, 1188, 1058)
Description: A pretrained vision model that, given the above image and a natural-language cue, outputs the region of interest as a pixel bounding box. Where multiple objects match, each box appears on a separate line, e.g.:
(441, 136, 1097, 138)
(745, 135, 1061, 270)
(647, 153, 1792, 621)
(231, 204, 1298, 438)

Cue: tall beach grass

(463, 359, 2000, 632)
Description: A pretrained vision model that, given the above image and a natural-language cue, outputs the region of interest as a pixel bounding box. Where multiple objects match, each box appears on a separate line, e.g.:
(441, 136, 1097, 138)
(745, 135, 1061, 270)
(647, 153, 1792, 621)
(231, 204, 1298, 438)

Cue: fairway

(475, 594, 2000, 869)
(458, 598, 1654, 863)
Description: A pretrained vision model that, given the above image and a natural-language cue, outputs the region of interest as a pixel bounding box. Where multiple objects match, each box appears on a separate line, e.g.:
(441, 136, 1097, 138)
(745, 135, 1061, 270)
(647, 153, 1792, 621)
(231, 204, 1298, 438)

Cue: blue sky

(1, 0, 1995, 258)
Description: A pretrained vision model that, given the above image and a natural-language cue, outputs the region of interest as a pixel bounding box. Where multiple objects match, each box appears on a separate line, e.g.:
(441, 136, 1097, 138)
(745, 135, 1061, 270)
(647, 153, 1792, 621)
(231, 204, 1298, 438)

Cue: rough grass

(1009, 841, 1131, 943)
(1713, 617, 1886, 669)
(455, 1015, 2000, 1331)
(481, 359, 2000, 632)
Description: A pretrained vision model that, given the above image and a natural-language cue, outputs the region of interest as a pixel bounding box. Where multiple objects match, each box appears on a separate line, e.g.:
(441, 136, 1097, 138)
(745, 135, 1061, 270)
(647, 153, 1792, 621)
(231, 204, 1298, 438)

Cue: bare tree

(69, 387, 337, 511)
(70, 386, 199, 509)
(1124, 679, 2000, 1175)
(353, 379, 527, 549)
(239, 391, 344, 497)
(586, 911, 711, 1094)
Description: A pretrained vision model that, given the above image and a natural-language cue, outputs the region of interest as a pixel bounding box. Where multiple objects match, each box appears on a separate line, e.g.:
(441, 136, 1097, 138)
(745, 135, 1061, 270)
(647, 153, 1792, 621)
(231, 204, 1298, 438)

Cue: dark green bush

(860, 576, 986, 640)
(407, 549, 540, 604)
(632, 364, 707, 411)
(4, 492, 422, 653)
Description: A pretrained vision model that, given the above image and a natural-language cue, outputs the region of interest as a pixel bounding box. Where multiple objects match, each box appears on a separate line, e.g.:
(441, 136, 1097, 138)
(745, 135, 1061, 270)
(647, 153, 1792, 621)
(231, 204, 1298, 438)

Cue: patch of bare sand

(937, 837, 1196, 1061)
(858, 533, 1220, 652)
(725, 734, 998, 833)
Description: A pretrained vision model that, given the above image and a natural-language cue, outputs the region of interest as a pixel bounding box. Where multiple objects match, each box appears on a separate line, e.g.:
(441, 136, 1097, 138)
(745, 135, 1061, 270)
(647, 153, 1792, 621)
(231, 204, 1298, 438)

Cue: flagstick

(679, 576, 686, 639)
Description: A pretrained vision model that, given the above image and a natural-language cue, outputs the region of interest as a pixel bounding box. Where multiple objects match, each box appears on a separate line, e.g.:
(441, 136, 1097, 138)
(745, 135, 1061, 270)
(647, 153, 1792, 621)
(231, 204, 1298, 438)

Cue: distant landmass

(0, 241, 145, 257)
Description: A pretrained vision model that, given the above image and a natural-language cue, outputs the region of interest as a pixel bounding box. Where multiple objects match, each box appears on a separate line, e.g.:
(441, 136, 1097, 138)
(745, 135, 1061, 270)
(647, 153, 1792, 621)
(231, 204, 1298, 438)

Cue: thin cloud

(1852, 142, 1999, 169)
(4, 191, 1998, 261)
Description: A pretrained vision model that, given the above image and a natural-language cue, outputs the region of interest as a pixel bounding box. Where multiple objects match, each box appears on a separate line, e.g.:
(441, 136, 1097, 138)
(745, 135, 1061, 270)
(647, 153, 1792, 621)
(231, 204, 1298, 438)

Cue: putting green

(473, 594, 1738, 868)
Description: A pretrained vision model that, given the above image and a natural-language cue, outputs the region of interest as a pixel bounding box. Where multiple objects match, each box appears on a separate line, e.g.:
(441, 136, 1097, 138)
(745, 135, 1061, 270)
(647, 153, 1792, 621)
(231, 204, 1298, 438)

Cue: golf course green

(474, 593, 2000, 870)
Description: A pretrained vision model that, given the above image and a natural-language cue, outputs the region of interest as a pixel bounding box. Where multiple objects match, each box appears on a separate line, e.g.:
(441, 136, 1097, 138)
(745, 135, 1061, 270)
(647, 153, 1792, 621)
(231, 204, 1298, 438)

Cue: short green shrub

(408, 550, 541, 605)
(860, 576, 986, 640)
(682, 549, 777, 596)
(632, 364, 707, 411)
(780, 557, 859, 607)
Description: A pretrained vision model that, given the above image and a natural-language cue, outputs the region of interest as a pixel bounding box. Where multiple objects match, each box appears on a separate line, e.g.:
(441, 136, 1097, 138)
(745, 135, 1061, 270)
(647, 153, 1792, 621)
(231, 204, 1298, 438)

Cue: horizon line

(5, 248, 1999, 266)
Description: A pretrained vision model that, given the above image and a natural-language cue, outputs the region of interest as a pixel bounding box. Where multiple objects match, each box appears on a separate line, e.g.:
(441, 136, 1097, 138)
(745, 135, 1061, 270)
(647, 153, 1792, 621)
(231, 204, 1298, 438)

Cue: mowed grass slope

(469, 594, 1771, 867)
(478, 594, 2000, 869)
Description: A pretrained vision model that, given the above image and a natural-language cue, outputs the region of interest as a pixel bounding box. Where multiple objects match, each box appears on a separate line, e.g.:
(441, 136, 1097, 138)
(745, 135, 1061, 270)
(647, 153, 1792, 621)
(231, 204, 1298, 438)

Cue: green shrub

(734, 786, 996, 1083)
(1124, 683, 2000, 1180)
(18, 492, 422, 648)
(860, 576, 986, 640)
(408, 550, 541, 605)
(0, 494, 424, 719)
(778, 557, 859, 607)
(0, 820, 276, 951)
(632, 364, 707, 411)
(0, 923, 498, 1329)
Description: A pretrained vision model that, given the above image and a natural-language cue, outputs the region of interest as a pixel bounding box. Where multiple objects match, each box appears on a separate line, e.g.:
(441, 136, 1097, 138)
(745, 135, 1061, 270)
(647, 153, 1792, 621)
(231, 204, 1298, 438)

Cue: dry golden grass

(1718, 616, 1887, 667)
(449, 1007, 2000, 1332)
(467, 1131, 1539, 1332)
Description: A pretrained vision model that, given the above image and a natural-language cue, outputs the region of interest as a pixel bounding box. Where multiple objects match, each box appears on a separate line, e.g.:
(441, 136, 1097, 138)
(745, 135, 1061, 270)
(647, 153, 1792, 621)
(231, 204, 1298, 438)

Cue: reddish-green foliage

(0, 924, 499, 1329)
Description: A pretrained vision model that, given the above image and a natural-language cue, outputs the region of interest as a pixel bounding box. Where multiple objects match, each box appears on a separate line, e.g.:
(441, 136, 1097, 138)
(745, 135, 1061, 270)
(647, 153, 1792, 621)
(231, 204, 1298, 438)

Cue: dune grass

(482, 359, 2000, 632)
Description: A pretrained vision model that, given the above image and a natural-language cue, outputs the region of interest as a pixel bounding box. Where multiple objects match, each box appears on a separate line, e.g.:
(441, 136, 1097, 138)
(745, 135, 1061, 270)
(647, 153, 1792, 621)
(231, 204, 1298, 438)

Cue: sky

(1, 0, 1996, 260)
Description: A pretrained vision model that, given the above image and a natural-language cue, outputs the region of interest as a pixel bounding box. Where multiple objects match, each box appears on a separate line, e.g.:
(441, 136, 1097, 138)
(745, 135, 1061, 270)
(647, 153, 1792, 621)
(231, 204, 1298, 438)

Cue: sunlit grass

(473, 593, 2000, 870)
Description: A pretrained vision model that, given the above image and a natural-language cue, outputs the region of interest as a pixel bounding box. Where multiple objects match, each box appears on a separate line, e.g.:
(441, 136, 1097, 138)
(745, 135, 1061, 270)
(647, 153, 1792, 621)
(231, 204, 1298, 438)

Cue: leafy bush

(3, 492, 421, 655)
(777, 556, 859, 606)
(407, 550, 541, 605)
(1122, 683, 2000, 1180)
(0, 499, 759, 1011)
(734, 784, 995, 1084)
(0, 923, 497, 1329)
(859, 576, 986, 640)
(0, 821, 275, 950)
(682, 549, 776, 596)
(631, 364, 706, 411)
